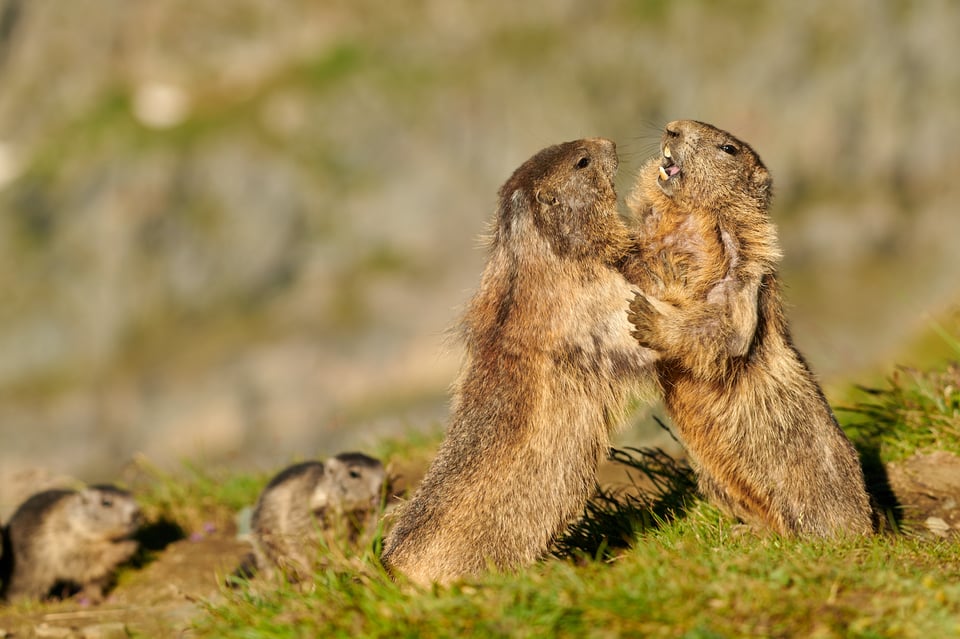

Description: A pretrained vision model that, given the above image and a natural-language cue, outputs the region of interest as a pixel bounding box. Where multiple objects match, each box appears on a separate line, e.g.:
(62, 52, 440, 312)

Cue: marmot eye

(101, 498, 113, 507)
(719, 144, 738, 155)
(575, 156, 591, 169)
(349, 470, 361, 479)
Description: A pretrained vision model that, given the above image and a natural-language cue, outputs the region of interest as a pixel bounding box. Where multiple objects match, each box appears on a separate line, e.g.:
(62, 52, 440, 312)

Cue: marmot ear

(535, 188, 559, 207)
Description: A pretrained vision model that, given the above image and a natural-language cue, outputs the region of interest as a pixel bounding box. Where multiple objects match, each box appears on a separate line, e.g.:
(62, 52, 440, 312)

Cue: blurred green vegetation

(0, 0, 957, 479)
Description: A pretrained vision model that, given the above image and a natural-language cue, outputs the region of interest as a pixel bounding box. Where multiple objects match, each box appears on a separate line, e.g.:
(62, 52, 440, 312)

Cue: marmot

(380, 138, 658, 585)
(249, 452, 386, 581)
(0, 485, 141, 603)
(624, 119, 873, 537)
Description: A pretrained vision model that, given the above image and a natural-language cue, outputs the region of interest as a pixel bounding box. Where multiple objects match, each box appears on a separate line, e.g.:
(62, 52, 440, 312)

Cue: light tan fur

(624, 120, 872, 537)
(380, 138, 657, 585)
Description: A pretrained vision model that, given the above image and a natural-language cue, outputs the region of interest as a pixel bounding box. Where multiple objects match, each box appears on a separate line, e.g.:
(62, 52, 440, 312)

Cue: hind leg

(696, 471, 740, 522)
(697, 470, 789, 535)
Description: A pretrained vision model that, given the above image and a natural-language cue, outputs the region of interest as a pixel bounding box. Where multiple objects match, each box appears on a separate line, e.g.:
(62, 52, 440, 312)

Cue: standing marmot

(625, 119, 873, 537)
(380, 138, 658, 585)
(1, 485, 141, 602)
(249, 452, 386, 581)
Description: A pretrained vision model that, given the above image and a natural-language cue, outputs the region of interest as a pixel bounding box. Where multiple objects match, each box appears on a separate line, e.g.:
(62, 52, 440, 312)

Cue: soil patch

(0, 533, 250, 638)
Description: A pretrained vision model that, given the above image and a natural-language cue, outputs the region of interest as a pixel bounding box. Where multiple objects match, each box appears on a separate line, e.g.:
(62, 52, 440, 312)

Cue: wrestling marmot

(625, 119, 873, 537)
(249, 452, 385, 581)
(1, 485, 141, 602)
(380, 138, 658, 585)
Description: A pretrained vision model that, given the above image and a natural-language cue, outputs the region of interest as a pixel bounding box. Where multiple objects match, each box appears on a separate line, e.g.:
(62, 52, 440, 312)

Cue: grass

(840, 363, 960, 464)
(835, 331, 960, 532)
(125, 454, 268, 553)
(193, 505, 960, 638)
(183, 354, 960, 638)
(9, 357, 959, 636)
(552, 444, 696, 560)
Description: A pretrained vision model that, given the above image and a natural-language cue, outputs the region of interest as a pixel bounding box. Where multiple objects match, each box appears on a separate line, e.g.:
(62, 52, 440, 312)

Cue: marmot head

(494, 138, 624, 260)
(649, 120, 772, 215)
(72, 486, 141, 541)
(316, 452, 385, 512)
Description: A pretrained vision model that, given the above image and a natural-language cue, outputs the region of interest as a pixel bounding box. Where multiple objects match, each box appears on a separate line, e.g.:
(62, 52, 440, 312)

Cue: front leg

(629, 286, 737, 381)
(706, 277, 760, 358)
(107, 539, 139, 565)
(627, 247, 689, 353)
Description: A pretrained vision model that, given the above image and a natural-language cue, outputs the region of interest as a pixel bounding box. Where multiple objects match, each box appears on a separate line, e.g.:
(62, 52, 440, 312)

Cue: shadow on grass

(553, 439, 697, 560)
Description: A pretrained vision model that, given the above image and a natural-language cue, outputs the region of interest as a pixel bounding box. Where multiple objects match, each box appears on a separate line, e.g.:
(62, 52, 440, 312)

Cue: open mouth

(657, 145, 681, 183)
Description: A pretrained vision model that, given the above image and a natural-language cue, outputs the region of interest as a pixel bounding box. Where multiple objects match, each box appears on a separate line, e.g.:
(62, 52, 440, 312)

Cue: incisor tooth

(659, 166, 669, 181)
(663, 145, 672, 159)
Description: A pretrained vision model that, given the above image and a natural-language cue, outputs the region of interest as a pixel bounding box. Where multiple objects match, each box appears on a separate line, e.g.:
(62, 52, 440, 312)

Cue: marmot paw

(627, 292, 660, 349)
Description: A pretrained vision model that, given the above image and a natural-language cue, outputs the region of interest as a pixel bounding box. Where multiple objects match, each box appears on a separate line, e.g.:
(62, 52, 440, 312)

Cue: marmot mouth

(658, 145, 681, 182)
(658, 159, 680, 182)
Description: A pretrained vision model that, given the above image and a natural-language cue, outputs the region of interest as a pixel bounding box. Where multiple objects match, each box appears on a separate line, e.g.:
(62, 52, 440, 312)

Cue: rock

(235, 505, 254, 539)
(924, 517, 951, 537)
(79, 622, 129, 639)
(33, 623, 76, 638)
(887, 451, 960, 538)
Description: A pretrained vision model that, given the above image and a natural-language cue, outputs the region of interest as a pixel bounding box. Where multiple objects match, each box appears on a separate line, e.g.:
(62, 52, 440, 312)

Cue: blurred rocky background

(0, 0, 958, 504)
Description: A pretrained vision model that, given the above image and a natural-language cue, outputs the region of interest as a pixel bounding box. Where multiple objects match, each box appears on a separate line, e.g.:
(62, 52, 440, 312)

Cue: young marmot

(249, 452, 386, 581)
(1, 485, 141, 603)
(380, 138, 658, 585)
(624, 119, 873, 537)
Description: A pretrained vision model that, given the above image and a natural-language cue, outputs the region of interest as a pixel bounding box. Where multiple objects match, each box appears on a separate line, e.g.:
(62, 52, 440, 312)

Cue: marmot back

(626, 120, 873, 537)
(1, 485, 141, 602)
(249, 452, 385, 581)
(380, 138, 658, 585)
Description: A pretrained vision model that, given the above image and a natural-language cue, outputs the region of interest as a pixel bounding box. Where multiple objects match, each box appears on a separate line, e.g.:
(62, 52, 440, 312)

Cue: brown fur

(625, 120, 873, 537)
(380, 138, 657, 585)
(249, 453, 385, 582)
(1, 486, 140, 603)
